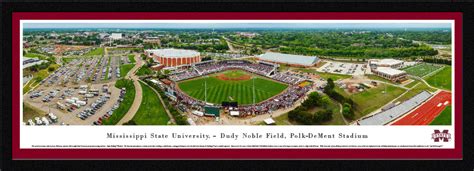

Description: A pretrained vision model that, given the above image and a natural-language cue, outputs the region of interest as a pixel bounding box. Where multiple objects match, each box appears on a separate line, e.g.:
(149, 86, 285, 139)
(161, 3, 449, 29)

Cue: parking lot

(41, 56, 128, 87)
(24, 82, 123, 125)
(23, 54, 133, 125)
(316, 61, 366, 76)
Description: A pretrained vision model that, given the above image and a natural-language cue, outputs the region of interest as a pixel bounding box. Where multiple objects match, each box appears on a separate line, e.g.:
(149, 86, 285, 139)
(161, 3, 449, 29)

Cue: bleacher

(358, 91, 432, 125)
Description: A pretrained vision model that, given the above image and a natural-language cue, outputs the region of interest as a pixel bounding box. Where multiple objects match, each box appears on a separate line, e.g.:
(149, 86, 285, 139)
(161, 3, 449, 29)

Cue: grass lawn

(85, 47, 104, 56)
(136, 66, 154, 76)
(23, 68, 55, 94)
(23, 79, 40, 94)
(272, 113, 292, 125)
(426, 66, 451, 90)
(403, 63, 443, 77)
(24, 53, 51, 60)
(366, 75, 400, 84)
(178, 70, 288, 105)
(395, 82, 437, 103)
(336, 83, 405, 119)
(132, 82, 170, 125)
(104, 56, 111, 80)
(120, 64, 134, 77)
(429, 106, 452, 125)
(128, 54, 136, 63)
(320, 99, 345, 125)
(102, 79, 136, 125)
(296, 68, 351, 80)
(404, 79, 419, 88)
(62, 57, 77, 64)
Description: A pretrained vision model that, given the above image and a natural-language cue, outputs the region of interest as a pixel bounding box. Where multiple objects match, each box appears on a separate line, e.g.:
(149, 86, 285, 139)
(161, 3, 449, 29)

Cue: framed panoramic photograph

(11, 12, 462, 160)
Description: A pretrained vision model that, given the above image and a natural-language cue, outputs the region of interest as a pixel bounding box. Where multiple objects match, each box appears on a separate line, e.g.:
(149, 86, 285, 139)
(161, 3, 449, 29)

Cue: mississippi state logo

(432, 130, 451, 142)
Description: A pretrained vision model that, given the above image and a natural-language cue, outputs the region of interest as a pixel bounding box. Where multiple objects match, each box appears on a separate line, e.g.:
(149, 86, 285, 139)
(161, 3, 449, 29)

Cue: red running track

(392, 91, 452, 125)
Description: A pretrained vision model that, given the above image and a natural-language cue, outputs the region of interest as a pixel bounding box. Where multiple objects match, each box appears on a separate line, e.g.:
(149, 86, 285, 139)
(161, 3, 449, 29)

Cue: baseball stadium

(163, 60, 314, 117)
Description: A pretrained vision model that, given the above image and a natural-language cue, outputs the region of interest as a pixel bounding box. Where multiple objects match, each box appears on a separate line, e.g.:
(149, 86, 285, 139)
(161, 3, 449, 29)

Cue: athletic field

(426, 66, 451, 90)
(403, 63, 443, 77)
(177, 70, 288, 105)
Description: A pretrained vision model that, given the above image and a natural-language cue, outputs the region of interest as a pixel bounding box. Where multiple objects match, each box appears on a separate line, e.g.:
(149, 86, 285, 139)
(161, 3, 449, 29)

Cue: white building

(368, 59, 404, 69)
(258, 52, 320, 67)
(110, 33, 123, 40)
(372, 67, 407, 82)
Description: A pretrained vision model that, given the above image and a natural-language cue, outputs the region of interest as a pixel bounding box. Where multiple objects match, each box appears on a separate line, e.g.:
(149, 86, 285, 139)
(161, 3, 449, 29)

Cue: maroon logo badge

(432, 130, 451, 142)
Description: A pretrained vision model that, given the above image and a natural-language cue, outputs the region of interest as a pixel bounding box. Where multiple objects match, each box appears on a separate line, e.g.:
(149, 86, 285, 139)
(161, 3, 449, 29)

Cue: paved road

(117, 53, 144, 125)
(222, 36, 239, 53)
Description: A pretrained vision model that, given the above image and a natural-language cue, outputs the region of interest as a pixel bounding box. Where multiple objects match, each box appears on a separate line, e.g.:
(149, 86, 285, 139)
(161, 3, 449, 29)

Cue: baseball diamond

(177, 70, 288, 105)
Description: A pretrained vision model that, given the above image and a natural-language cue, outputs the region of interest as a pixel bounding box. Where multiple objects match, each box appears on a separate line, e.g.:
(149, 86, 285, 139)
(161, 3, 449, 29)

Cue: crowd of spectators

(163, 59, 313, 116)
(164, 82, 313, 116)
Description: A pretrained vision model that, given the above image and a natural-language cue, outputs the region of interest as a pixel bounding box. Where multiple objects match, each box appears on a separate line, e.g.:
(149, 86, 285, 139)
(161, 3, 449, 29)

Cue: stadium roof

(371, 59, 404, 66)
(376, 67, 406, 76)
(359, 91, 432, 125)
(259, 52, 319, 66)
(146, 48, 200, 58)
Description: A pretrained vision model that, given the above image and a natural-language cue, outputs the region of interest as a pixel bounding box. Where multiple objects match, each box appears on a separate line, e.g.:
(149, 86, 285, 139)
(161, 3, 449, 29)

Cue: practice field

(403, 63, 442, 77)
(178, 70, 288, 105)
(426, 66, 451, 90)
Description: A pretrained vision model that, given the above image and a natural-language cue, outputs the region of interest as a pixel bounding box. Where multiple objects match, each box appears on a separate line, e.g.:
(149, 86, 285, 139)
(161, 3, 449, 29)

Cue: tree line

(323, 78, 355, 119)
(288, 92, 333, 125)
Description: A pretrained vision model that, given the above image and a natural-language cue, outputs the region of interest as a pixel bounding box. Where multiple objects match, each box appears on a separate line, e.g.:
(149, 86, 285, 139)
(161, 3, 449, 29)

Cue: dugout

(204, 106, 220, 117)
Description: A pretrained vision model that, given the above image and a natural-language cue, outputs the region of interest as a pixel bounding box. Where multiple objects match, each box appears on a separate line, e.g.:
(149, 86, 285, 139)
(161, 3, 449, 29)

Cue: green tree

(342, 103, 354, 119)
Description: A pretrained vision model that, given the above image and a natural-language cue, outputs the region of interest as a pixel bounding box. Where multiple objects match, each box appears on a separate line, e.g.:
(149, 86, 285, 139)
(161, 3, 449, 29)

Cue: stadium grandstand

(258, 52, 320, 67)
(358, 91, 432, 125)
(152, 59, 314, 117)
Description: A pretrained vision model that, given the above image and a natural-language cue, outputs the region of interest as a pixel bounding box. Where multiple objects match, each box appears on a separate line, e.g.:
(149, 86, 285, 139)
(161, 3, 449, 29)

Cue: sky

(23, 22, 452, 29)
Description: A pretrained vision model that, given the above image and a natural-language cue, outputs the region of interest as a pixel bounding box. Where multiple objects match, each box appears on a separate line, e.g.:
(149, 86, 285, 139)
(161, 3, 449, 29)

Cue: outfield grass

(85, 47, 104, 56)
(136, 66, 154, 76)
(336, 83, 405, 119)
(120, 64, 134, 77)
(403, 63, 443, 77)
(128, 54, 136, 63)
(178, 70, 288, 105)
(102, 79, 136, 125)
(132, 82, 170, 125)
(296, 68, 351, 80)
(426, 66, 451, 90)
(430, 106, 452, 125)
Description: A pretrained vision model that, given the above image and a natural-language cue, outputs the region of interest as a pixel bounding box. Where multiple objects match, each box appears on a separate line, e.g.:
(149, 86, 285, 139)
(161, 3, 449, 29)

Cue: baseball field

(177, 70, 288, 105)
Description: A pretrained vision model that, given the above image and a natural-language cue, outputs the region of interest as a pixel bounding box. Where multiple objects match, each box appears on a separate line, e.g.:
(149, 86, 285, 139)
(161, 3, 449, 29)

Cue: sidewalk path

(117, 54, 144, 125)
